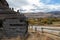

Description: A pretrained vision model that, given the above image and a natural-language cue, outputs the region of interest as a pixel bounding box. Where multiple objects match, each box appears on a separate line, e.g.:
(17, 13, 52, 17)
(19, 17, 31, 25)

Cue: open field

(27, 28, 60, 40)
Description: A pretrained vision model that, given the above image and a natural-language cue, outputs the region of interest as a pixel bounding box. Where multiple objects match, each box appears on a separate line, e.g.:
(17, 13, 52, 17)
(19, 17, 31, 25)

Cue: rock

(0, 0, 28, 39)
(0, 0, 9, 9)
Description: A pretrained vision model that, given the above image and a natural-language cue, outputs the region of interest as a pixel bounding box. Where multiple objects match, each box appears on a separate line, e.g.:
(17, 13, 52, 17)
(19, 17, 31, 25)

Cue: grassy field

(52, 22, 60, 26)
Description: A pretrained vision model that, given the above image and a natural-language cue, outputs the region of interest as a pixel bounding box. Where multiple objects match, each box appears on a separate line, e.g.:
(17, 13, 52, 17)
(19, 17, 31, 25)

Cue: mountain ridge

(23, 11, 60, 18)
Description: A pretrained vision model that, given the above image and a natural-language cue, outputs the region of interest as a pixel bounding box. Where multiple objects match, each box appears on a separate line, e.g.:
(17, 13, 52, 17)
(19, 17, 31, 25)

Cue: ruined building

(0, 0, 28, 38)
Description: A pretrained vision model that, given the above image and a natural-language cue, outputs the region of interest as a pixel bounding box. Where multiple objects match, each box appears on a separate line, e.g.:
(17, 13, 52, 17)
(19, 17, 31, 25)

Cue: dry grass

(1, 36, 22, 40)
(26, 32, 41, 40)
(27, 28, 44, 40)
(27, 28, 60, 40)
(1, 32, 60, 40)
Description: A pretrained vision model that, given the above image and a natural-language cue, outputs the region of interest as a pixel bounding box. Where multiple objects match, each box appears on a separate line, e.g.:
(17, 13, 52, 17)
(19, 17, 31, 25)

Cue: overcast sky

(6, 0, 60, 13)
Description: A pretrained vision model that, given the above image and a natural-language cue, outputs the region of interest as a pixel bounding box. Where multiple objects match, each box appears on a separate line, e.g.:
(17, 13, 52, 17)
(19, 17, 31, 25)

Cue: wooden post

(35, 27, 37, 32)
(41, 28, 43, 33)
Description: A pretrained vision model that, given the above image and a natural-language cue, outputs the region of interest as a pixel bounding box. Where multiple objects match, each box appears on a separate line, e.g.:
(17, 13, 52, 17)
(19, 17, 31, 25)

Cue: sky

(6, 0, 60, 13)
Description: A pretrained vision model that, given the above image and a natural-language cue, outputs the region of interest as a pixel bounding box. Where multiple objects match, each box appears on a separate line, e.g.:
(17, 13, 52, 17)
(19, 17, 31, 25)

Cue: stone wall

(3, 18, 28, 38)
(0, 0, 9, 9)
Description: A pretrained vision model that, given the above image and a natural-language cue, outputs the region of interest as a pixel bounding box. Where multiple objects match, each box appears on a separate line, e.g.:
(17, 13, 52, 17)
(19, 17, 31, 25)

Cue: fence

(28, 26, 60, 40)
(34, 27, 60, 40)
(40, 28, 60, 37)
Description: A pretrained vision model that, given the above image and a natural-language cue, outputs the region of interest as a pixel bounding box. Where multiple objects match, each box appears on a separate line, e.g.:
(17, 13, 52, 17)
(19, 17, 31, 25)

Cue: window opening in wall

(0, 20, 3, 28)
(20, 20, 24, 22)
(10, 24, 24, 26)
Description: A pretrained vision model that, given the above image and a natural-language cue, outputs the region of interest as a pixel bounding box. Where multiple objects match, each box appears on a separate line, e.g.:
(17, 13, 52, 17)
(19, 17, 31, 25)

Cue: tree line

(28, 17, 60, 26)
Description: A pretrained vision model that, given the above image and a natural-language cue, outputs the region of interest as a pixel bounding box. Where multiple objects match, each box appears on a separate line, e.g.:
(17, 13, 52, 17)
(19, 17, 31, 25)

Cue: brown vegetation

(28, 18, 60, 26)
(1, 36, 22, 40)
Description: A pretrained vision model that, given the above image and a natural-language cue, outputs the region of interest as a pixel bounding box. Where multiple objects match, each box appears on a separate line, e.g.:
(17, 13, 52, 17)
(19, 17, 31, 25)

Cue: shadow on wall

(0, 20, 3, 28)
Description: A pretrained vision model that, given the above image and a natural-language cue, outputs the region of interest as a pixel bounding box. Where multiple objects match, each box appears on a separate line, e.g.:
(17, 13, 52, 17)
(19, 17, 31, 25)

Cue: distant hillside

(23, 12, 52, 18)
(48, 11, 60, 15)
(47, 11, 60, 17)
(23, 11, 60, 18)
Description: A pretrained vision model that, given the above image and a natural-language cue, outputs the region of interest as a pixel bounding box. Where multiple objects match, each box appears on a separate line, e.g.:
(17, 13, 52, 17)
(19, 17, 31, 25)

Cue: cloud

(6, 0, 28, 10)
(6, 0, 60, 13)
